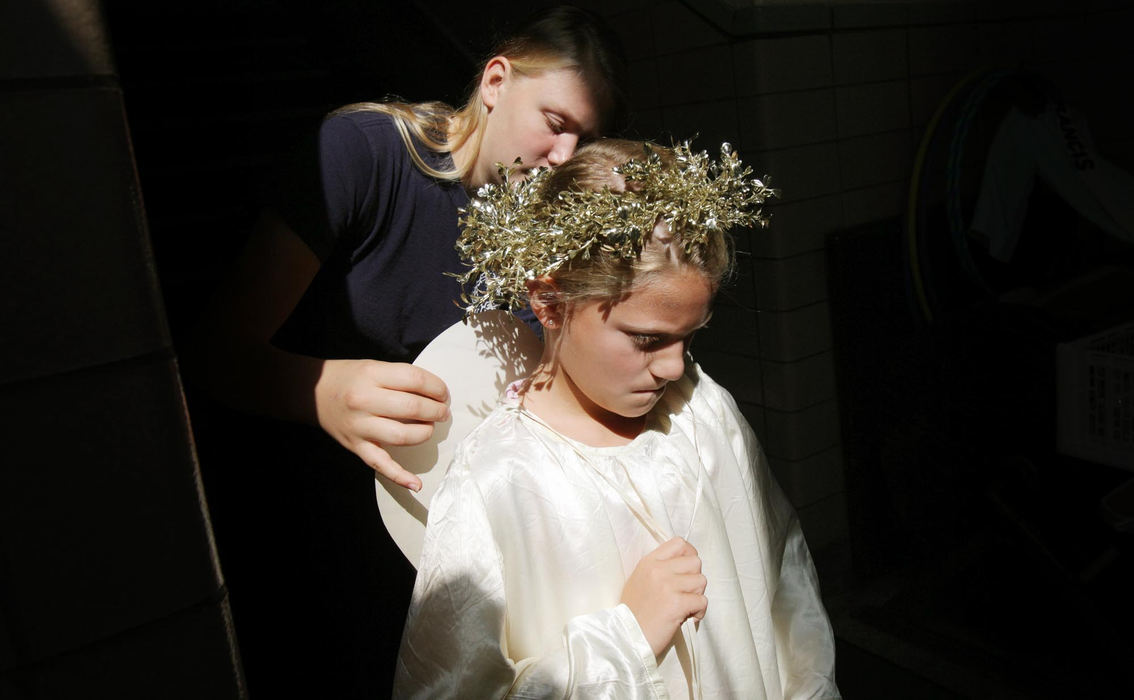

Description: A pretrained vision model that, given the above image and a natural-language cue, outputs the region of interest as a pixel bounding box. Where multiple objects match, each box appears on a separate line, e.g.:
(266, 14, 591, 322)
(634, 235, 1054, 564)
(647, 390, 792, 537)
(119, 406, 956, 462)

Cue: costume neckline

(502, 382, 662, 455)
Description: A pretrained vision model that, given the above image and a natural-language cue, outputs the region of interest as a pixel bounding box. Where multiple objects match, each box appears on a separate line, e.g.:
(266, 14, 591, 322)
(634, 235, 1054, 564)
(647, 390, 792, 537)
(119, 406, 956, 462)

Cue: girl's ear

(526, 277, 564, 329)
(479, 56, 511, 110)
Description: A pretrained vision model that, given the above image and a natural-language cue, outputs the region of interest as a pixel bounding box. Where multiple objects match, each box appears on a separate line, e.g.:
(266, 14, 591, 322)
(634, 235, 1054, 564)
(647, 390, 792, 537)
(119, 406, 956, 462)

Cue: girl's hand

(314, 358, 451, 491)
(620, 536, 708, 657)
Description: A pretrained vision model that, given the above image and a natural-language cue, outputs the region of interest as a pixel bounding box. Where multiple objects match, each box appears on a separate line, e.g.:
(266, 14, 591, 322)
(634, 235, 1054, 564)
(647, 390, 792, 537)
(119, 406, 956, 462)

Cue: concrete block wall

(1, 1, 243, 696)
(573, 0, 1134, 586)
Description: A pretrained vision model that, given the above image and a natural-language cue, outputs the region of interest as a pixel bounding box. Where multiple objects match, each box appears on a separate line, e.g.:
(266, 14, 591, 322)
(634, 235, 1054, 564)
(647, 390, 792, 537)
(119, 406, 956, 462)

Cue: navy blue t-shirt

(271, 111, 469, 362)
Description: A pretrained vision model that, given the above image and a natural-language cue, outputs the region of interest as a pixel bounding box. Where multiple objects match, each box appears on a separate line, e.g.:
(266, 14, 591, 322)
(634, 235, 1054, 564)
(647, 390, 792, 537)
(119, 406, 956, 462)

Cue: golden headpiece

(454, 141, 777, 311)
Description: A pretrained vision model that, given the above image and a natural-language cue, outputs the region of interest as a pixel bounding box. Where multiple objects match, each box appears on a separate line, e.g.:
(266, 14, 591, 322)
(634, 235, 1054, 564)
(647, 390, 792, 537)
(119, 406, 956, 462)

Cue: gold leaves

(453, 141, 778, 311)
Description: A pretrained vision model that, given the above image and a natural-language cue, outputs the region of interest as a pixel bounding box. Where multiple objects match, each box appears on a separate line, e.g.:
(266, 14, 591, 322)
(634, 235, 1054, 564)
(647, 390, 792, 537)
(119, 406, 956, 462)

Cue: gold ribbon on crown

(454, 141, 778, 311)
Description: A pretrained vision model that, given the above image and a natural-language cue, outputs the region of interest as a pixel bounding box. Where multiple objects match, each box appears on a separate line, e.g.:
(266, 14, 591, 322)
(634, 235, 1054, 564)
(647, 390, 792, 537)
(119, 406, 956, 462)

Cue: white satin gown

(394, 363, 840, 699)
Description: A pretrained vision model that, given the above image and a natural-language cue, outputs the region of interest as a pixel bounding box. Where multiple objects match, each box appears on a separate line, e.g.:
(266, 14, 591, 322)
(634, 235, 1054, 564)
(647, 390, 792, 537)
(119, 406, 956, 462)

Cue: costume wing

(374, 310, 542, 568)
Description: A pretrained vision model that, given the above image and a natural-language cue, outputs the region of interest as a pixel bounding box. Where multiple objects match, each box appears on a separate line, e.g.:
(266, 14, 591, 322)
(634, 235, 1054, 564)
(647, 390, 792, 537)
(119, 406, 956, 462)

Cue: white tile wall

(755, 142, 842, 202)
(754, 250, 829, 311)
(755, 195, 844, 258)
(739, 89, 837, 150)
(832, 0, 909, 29)
(769, 445, 846, 509)
(908, 24, 979, 75)
(832, 29, 907, 85)
(761, 349, 837, 412)
(695, 350, 762, 405)
(733, 35, 833, 95)
(662, 99, 740, 151)
(656, 44, 735, 104)
(697, 303, 760, 358)
(757, 302, 833, 362)
(764, 399, 842, 461)
(627, 58, 661, 111)
(651, 1, 725, 54)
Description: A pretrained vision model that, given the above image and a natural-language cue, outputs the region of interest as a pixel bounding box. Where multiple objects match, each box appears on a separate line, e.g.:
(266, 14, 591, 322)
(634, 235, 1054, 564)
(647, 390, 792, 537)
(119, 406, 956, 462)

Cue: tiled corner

(769, 445, 846, 509)
(832, 0, 910, 29)
(797, 492, 850, 551)
(0, 0, 114, 80)
(908, 24, 980, 76)
(627, 58, 662, 111)
(763, 399, 842, 461)
(661, 99, 739, 151)
(754, 142, 842, 203)
(602, 8, 658, 61)
(0, 88, 171, 386)
(651, 0, 727, 55)
(757, 301, 833, 362)
(733, 34, 833, 95)
(842, 180, 908, 229)
(760, 350, 838, 412)
(832, 29, 907, 85)
(656, 44, 735, 105)
(754, 194, 844, 258)
(835, 80, 911, 138)
(732, 2, 832, 34)
(697, 303, 760, 358)
(754, 250, 829, 312)
(694, 350, 762, 405)
(837, 129, 914, 190)
(738, 88, 837, 150)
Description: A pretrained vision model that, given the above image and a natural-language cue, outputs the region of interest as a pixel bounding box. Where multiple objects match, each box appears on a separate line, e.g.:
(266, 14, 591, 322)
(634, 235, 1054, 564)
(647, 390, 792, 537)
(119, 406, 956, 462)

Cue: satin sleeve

(394, 460, 668, 700)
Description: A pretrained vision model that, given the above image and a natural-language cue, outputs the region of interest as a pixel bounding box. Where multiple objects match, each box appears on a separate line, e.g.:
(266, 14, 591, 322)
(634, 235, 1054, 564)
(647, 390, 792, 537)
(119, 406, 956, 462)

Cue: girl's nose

(546, 133, 580, 166)
(650, 342, 686, 382)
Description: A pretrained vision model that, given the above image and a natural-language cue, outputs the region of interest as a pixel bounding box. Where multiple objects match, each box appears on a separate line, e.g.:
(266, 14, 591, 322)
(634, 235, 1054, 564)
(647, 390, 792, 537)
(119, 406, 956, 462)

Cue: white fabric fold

(394, 364, 840, 699)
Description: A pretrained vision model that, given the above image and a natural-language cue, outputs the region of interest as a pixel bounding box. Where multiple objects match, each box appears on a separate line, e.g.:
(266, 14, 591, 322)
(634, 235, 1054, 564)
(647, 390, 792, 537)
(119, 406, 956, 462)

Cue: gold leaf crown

(454, 141, 778, 311)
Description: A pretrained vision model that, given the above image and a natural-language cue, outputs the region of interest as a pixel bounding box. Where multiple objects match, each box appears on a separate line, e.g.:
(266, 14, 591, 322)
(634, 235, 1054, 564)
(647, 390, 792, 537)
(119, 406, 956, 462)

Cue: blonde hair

(538, 139, 735, 306)
(334, 6, 627, 183)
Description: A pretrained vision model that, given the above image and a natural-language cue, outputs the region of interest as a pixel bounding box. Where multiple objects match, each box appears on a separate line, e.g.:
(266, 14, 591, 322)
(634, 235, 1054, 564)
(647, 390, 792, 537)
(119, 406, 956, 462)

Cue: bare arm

(190, 209, 448, 490)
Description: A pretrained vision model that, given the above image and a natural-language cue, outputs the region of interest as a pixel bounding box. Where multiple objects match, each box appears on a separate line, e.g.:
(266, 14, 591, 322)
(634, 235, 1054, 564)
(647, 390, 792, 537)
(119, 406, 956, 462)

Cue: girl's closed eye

(630, 333, 665, 350)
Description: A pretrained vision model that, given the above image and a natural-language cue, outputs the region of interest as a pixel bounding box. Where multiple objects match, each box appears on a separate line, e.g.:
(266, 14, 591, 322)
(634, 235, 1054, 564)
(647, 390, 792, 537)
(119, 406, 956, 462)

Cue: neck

(520, 361, 645, 448)
(447, 115, 484, 189)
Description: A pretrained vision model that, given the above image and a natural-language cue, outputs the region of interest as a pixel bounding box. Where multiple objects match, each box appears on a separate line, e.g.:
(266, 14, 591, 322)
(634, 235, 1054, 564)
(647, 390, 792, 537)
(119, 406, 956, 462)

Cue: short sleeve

(263, 113, 382, 260)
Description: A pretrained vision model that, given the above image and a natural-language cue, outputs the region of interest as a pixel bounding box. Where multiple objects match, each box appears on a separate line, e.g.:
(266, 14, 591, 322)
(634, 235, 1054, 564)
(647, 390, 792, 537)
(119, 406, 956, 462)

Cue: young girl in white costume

(395, 140, 840, 698)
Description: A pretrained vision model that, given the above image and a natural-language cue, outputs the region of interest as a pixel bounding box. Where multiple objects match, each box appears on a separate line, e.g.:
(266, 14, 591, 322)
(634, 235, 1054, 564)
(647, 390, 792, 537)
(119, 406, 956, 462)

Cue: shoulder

(319, 111, 407, 166)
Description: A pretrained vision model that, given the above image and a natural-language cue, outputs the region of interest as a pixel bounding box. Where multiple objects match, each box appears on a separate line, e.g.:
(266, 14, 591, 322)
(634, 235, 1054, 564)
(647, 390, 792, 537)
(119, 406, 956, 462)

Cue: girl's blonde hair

(333, 6, 627, 183)
(538, 139, 735, 307)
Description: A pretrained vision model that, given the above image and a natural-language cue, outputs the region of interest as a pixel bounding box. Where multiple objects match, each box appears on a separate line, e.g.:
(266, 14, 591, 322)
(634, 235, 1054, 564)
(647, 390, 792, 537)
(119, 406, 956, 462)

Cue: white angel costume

(394, 363, 840, 699)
